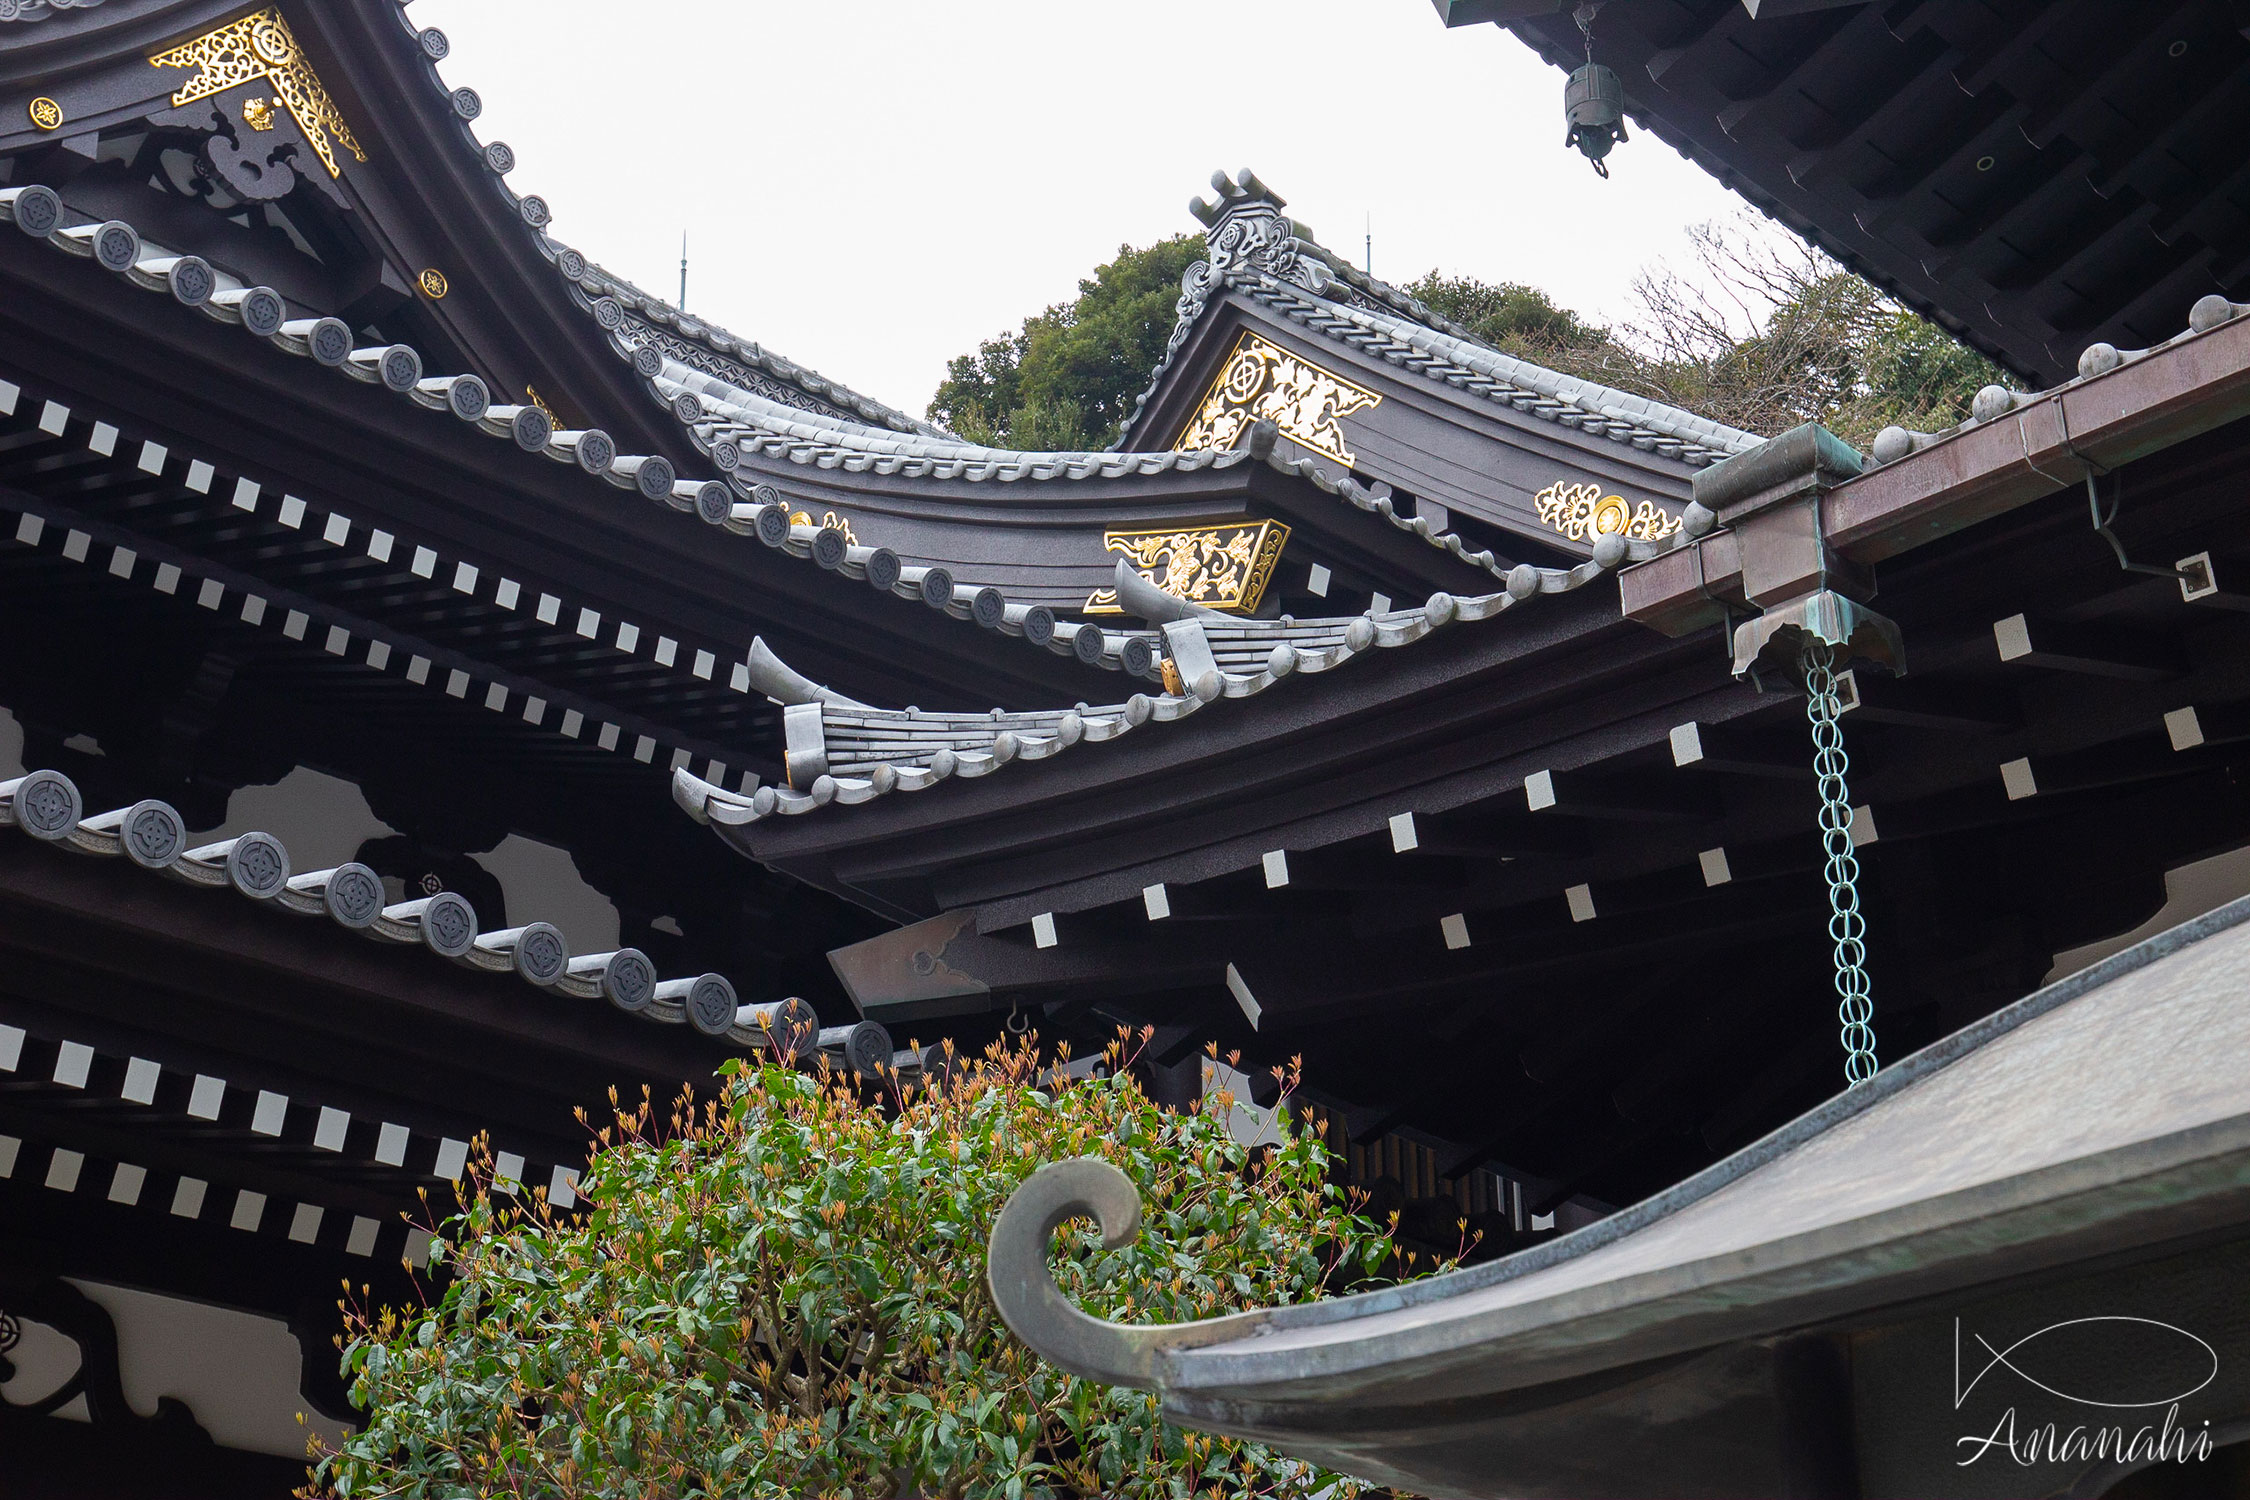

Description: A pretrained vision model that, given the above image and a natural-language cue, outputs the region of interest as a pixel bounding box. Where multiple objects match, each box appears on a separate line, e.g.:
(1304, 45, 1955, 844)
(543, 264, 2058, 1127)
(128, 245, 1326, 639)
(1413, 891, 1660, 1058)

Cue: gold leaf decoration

(151, 9, 366, 179)
(1177, 332, 1380, 467)
(1533, 480, 1683, 544)
(1083, 520, 1290, 615)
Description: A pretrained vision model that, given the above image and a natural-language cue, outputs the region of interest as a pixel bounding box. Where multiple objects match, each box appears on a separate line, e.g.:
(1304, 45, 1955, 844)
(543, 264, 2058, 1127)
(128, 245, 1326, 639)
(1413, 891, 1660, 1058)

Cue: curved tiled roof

(1866, 292, 2250, 469)
(0, 0, 108, 19)
(671, 506, 1700, 837)
(1110, 169, 1760, 467)
(0, 767, 800, 1053)
(1246, 278, 1760, 462)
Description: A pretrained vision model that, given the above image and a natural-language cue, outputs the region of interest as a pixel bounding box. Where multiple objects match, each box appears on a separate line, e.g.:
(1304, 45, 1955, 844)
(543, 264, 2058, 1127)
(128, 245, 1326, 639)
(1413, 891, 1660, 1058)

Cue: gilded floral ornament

(1178, 332, 1381, 467)
(1084, 520, 1289, 616)
(1533, 480, 1683, 544)
(789, 509, 859, 545)
(150, 8, 366, 178)
(26, 96, 63, 131)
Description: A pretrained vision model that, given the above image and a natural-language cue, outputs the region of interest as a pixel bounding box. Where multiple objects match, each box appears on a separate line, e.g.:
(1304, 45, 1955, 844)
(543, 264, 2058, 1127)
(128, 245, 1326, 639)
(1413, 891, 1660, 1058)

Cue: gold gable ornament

(1533, 480, 1683, 544)
(151, 9, 366, 179)
(1083, 520, 1290, 616)
(1177, 332, 1380, 467)
(27, 97, 64, 132)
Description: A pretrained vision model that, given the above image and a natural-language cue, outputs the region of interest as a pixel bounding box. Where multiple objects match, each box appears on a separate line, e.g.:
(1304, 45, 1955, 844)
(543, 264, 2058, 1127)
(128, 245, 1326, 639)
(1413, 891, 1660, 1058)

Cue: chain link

(1803, 638, 1878, 1086)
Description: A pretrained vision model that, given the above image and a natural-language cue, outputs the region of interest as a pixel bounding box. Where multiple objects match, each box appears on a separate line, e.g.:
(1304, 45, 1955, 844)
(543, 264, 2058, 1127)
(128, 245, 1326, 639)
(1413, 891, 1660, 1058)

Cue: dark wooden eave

(1444, 0, 2250, 387)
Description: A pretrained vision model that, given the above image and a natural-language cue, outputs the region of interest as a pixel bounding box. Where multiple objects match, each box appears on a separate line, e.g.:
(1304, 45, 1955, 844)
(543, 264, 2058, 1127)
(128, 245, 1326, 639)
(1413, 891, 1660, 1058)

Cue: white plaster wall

(0, 1282, 353, 1458)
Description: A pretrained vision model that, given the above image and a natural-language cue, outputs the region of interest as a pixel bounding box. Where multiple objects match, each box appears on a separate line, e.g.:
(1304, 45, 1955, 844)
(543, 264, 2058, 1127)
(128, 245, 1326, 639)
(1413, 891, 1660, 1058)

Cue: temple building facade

(2, 1, 2248, 1496)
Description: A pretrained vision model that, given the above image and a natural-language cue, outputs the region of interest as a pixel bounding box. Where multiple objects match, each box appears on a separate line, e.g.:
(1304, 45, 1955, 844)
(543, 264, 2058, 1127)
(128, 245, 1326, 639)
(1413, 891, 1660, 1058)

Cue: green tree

(1401, 272, 1609, 357)
(1596, 217, 2011, 446)
(310, 1036, 1414, 1499)
(931, 236, 1205, 451)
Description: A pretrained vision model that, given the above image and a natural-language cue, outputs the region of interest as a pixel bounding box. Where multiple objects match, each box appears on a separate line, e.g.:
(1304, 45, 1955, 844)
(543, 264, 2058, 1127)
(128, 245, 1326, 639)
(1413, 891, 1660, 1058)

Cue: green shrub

(309, 1036, 1406, 1499)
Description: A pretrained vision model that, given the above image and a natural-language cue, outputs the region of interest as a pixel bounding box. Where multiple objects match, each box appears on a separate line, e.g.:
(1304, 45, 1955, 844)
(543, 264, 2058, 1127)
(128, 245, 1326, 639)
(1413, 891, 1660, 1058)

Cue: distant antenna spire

(679, 232, 688, 311)
(1365, 212, 1372, 277)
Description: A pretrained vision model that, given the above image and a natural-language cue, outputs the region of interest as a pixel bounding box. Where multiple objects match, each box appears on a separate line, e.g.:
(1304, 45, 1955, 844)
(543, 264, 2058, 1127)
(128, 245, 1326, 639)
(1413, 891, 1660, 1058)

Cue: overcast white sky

(411, 0, 1755, 420)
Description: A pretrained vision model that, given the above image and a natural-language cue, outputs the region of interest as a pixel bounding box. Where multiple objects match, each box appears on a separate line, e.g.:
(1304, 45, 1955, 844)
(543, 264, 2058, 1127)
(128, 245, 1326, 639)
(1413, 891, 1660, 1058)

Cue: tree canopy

(928, 236, 1204, 452)
(1405, 219, 2009, 449)
(311, 1037, 1413, 1499)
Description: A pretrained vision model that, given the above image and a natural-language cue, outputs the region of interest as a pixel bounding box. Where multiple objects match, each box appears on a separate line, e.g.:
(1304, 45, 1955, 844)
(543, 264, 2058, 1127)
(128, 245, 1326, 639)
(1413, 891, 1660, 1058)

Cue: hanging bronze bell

(1564, 63, 1630, 178)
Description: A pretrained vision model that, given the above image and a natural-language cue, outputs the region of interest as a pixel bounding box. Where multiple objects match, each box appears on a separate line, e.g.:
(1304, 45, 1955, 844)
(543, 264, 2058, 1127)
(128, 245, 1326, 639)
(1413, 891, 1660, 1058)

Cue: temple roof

(1112, 170, 1762, 467)
(0, 764, 806, 1054)
(987, 893, 2250, 1498)
(673, 508, 1694, 836)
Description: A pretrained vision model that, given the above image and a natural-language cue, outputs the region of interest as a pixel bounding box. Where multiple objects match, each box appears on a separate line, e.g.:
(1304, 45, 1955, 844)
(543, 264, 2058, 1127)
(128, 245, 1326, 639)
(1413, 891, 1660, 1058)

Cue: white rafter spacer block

(1389, 811, 1418, 853)
(1227, 962, 1261, 1029)
(230, 1189, 266, 1232)
(1263, 849, 1290, 887)
(121, 1056, 158, 1104)
(374, 1121, 409, 1167)
(251, 1090, 288, 1137)
(2001, 758, 2038, 800)
(346, 1216, 380, 1257)
(171, 1177, 207, 1218)
(2165, 706, 2204, 751)
(1032, 912, 1057, 948)
(187, 1074, 225, 1121)
(1143, 883, 1170, 920)
(289, 1203, 324, 1244)
(1699, 847, 1733, 887)
(44, 1148, 83, 1193)
(1525, 770, 1557, 811)
(108, 1163, 145, 1206)
(1565, 884, 1597, 923)
(433, 1137, 469, 1181)
(315, 1106, 350, 1152)
(1441, 913, 1470, 950)
(52, 1040, 93, 1089)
